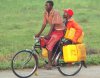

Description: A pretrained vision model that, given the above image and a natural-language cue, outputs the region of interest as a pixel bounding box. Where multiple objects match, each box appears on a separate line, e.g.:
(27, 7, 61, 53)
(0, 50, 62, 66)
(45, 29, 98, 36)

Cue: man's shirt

(43, 9, 65, 30)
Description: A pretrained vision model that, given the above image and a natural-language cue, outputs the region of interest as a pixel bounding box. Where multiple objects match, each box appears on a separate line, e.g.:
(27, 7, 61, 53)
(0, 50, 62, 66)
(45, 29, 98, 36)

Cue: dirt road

(0, 66, 100, 78)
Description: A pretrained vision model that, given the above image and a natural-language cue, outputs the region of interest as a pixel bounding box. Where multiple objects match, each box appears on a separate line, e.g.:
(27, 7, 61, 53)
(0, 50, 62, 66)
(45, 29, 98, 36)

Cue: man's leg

(46, 36, 62, 69)
(45, 30, 64, 69)
(48, 50, 52, 67)
(45, 36, 56, 69)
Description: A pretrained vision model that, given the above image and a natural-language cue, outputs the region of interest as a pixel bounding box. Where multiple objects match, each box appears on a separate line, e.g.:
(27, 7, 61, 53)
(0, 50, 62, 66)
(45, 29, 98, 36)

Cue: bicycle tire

(11, 49, 38, 78)
(56, 53, 82, 76)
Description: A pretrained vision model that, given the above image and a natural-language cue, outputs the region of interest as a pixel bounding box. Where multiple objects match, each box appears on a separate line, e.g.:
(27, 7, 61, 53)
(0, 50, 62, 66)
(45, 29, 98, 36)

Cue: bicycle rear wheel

(57, 53, 82, 76)
(11, 50, 38, 78)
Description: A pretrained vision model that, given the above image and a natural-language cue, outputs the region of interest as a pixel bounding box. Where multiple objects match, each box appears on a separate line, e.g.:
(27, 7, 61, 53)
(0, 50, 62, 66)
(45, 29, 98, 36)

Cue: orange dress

(65, 19, 83, 42)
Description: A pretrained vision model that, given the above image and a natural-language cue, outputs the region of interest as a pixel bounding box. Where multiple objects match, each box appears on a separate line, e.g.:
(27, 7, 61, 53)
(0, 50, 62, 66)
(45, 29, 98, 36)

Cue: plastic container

(76, 44, 86, 61)
(64, 28, 84, 43)
(42, 48, 48, 57)
(63, 44, 86, 62)
(40, 36, 46, 47)
(63, 45, 78, 62)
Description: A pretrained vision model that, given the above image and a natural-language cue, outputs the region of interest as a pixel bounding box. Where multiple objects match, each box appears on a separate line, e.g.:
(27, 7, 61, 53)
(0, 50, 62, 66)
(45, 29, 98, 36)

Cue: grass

(0, 0, 100, 69)
(86, 55, 100, 65)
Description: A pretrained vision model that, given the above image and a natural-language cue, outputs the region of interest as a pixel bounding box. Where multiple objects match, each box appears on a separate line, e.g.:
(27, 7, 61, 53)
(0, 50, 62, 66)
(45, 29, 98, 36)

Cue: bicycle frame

(32, 37, 63, 65)
(31, 37, 87, 67)
(11, 37, 86, 78)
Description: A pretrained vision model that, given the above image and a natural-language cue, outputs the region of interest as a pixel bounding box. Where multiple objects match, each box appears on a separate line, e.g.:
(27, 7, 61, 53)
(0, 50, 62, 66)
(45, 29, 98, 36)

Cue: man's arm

(35, 13, 47, 37)
(35, 24, 46, 37)
(72, 21, 82, 43)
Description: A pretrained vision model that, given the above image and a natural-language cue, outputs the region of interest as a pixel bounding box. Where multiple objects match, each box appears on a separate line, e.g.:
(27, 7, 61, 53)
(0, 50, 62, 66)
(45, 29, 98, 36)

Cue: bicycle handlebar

(33, 32, 45, 43)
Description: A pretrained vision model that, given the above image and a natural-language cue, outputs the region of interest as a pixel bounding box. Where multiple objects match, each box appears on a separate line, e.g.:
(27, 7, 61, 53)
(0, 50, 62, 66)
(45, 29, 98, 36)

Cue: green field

(0, 0, 100, 69)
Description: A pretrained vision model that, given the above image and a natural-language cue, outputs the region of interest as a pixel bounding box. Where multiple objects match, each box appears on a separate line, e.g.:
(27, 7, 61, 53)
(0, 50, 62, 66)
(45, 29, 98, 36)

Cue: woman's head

(63, 9, 74, 20)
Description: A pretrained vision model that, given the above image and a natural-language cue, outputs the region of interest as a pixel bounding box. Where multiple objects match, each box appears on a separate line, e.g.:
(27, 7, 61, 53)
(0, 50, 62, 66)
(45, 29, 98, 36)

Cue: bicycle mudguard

(81, 61, 87, 68)
(25, 49, 33, 52)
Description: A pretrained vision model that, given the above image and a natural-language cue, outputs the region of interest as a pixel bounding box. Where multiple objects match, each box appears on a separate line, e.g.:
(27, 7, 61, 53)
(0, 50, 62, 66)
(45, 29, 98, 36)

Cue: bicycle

(11, 36, 86, 78)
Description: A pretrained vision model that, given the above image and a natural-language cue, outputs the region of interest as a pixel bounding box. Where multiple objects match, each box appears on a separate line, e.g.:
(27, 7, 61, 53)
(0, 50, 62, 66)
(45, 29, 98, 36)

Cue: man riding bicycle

(35, 0, 65, 69)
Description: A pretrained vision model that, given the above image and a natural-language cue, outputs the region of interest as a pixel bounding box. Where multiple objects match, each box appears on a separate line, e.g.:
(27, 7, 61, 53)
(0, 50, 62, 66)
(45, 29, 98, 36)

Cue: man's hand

(35, 34, 40, 38)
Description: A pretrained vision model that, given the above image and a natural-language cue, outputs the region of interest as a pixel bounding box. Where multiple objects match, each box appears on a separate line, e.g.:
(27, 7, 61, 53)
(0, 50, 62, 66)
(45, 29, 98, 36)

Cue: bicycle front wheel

(57, 53, 82, 76)
(11, 49, 38, 78)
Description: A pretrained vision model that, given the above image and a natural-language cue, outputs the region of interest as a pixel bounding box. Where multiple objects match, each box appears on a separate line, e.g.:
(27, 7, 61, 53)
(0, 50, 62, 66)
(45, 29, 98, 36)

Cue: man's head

(45, 0, 54, 12)
(63, 9, 74, 20)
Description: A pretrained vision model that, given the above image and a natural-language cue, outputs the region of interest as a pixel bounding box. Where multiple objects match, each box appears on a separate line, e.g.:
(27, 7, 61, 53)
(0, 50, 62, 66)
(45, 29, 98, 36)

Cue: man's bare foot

(45, 64, 52, 70)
